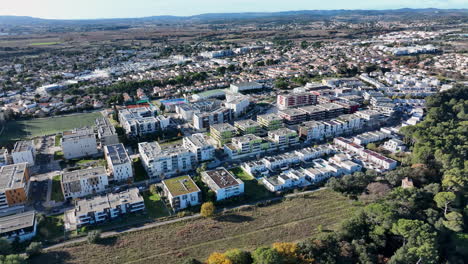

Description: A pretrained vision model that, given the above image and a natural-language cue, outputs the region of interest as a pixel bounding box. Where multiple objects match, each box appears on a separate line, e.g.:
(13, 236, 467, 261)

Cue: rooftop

(0, 163, 28, 192)
(0, 210, 35, 234)
(12, 140, 34, 153)
(203, 168, 242, 189)
(163, 175, 200, 197)
(104, 143, 130, 165)
(210, 123, 236, 133)
(74, 188, 143, 216)
(62, 166, 107, 183)
(257, 113, 282, 122)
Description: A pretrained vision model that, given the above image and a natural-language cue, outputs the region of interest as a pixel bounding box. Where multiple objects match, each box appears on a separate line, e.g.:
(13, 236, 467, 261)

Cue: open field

(30, 42, 63, 46)
(0, 112, 102, 146)
(33, 189, 358, 264)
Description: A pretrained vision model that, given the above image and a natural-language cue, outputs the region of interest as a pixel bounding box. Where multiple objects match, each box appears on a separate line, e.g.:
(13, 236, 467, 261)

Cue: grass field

(30, 42, 63, 46)
(0, 112, 102, 146)
(34, 189, 358, 264)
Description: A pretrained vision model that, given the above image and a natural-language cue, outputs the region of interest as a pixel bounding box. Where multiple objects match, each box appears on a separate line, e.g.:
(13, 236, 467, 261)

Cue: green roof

(163, 176, 200, 197)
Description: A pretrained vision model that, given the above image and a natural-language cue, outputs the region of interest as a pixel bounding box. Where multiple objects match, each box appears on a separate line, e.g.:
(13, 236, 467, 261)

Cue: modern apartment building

(201, 168, 244, 201)
(95, 117, 119, 146)
(119, 106, 170, 137)
(0, 210, 37, 242)
(230, 82, 263, 93)
(224, 134, 273, 159)
(257, 113, 283, 131)
(162, 175, 201, 211)
(61, 167, 109, 200)
(210, 123, 237, 147)
(277, 92, 318, 110)
(278, 108, 308, 125)
(11, 140, 35, 166)
(193, 107, 233, 130)
(182, 133, 215, 162)
(104, 143, 133, 182)
(0, 163, 30, 208)
(234, 119, 261, 135)
(267, 128, 299, 150)
(61, 127, 98, 159)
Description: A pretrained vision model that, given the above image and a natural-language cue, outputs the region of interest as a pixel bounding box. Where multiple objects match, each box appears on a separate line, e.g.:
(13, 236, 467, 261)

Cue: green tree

(26, 242, 42, 256)
(434, 192, 456, 216)
(224, 249, 252, 264)
(443, 212, 464, 232)
(0, 238, 11, 255)
(201, 202, 216, 218)
(0, 254, 27, 264)
(252, 247, 283, 264)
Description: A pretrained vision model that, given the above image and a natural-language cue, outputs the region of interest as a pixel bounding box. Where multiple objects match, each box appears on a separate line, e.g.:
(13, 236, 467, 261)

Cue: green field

(30, 42, 63, 46)
(0, 112, 102, 146)
(35, 189, 358, 264)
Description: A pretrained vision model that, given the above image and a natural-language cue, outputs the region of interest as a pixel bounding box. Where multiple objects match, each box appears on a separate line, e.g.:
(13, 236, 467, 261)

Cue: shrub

(26, 242, 43, 256)
(225, 248, 252, 264)
(87, 230, 102, 244)
(201, 202, 216, 218)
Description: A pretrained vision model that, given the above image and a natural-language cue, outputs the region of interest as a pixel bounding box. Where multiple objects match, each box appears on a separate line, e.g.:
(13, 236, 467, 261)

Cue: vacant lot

(0, 112, 102, 146)
(34, 189, 358, 264)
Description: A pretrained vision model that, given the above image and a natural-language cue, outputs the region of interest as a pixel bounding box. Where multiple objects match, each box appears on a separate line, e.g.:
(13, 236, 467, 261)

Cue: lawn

(0, 112, 102, 146)
(50, 175, 64, 202)
(54, 134, 62, 147)
(142, 192, 171, 219)
(229, 167, 274, 201)
(30, 42, 62, 46)
(35, 189, 358, 264)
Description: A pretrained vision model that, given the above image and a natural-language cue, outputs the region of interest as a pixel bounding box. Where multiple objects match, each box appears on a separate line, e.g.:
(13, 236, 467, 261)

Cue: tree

(26, 242, 42, 256)
(201, 202, 216, 218)
(443, 212, 464, 232)
(0, 238, 11, 255)
(272, 242, 298, 262)
(434, 192, 456, 216)
(224, 249, 252, 264)
(149, 184, 157, 194)
(181, 258, 202, 264)
(442, 169, 466, 192)
(87, 230, 102, 244)
(0, 254, 27, 264)
(207, 252, 233, 264)
(252, 247, 283, 264)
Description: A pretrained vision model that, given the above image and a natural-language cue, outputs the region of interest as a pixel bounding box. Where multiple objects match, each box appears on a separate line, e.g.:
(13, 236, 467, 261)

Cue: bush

(0, 238, 11, 255)
(87, 230, 102, 244)
(225, 248, 252, 264)
(207, 252, 232, 264)
(26, 242, 43, 256)
(201, 202, 216, 218)
(252, 247, 284, 264)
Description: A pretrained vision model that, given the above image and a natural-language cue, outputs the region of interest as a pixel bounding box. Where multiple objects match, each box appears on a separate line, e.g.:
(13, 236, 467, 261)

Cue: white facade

(202, 168, 244, 201)
(61, 128, 98, 160)
(230, 82, 263, 93)
(119, 106, 170, 137)
(61, 167, 109, 200)
(104, 143, 133, 182)
(11, 140, 35, 166)
(182, 134, 215, 162)
(162, 176, 201, 211)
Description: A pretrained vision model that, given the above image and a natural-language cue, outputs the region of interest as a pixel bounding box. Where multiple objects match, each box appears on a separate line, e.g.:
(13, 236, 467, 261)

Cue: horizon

(1, 0, 467, 20)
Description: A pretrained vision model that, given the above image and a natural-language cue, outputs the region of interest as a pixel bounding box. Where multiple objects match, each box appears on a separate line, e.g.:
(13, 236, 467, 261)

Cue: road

(44, 187, 327, 251)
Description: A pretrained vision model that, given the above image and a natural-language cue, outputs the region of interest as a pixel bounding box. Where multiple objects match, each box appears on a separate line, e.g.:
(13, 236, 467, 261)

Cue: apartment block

(267, 128, 299, 150)
(0, 163, 30, 208)
(61, 127, 98, 159)
(119, 106, 170, 137)
(230, 82, 263, 93)
(162, 175, 201, 211)
(210, 123, 237, 147)
(61, 167, 109, 200)
(224, 134, 273, 159)
(278, 108, 308, 125)
(0, 210, 36, 242)
(95, 117, 119, 146)
(193, 107, 233, 130)
(182, 133, 215, 162)
(201, 168, 244, 201)
(104, 143, 133, 182)
(257, 113, 283, 131)
(234, 119, 261, 135)
(277, 92, 318, 110)
(11, 140, 35, 166)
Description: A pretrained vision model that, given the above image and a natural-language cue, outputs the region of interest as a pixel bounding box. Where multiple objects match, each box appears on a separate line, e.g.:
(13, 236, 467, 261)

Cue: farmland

(0, 112, 102, 146)
(33, 189, 358, 264)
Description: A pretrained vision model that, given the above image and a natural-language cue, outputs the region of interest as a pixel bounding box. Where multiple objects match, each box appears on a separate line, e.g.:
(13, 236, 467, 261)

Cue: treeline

(192, 85, 467, 264)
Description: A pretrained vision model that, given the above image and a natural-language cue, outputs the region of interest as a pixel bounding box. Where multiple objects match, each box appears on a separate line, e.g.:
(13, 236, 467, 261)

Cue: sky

(1, 0, 467, 19)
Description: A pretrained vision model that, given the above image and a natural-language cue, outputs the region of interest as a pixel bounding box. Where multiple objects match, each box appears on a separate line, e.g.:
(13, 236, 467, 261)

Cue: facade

(278, 108, 308, 125)
(234, 119, 261, 135)
(257, 113, 283, 131)
(230, 82, 263, 93)
(201, 168, 244, 201)
(0, 149, 8, 167)
(0, 210, 36, 242)
(11, 140, 35, 166)
(61, 127, 98, 159)
(0, 163, 30, 209)
(182, 134, 215, 162)
(138, 142, 196, 180)
(267, 128, 299, 150)
(61, 167, 109, 200)
(162, 175, 201, 211)
(224, 134, 273, 159)
(104, 143, 133, 182)
(119, 106, 170, 137)
(95, 117, 119, 146)
(193, 107, 233, 130)
(64, 188, 145, 231)
(210, 123, 237, 147)
(277, 92, 318, 110)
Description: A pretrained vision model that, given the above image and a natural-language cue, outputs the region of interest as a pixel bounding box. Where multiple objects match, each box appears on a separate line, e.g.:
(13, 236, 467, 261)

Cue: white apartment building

(267, 128, 299, 150)
(64, 188, 145, 231)
(0, 211, 37, 242)
(61, 167, 109, 200)
(11, 140, 35, 166)
(119, 106, 170, 137)
(104, 143, 133, 182)
(383, 139, 406, 153)
(162, 175, 201, 211)
(61, 127, 98, 160)
(230, 82, 263, 93)
(182, 133, 215, 162)
(0, 149, 9, 166)
(201, 168, 244, 201)
(138, 142, 196, 180)
(225, 92, 250, 117)
(95, 117, 119, 146)
(263, 169, 311, 192)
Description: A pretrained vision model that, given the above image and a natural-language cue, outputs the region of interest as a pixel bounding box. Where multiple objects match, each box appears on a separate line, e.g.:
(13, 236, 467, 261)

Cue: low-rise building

(267, 128, 299, 150)
(230, 82, 263, 93)
(234, 119, 261, 135)
(0, 163, 30, 209)
(61, 167, 109, 200)
(201, 168, 244, 201)
(162, 175, 201, 211)
(95, 117, 119, 146)
(104, 143, 133, 182)
(210, 123, 237, 147)
(64, 188, 145, 231)
(61, 127, 98, 159)
(0, 210, 36, 242)
(257, 113, 283, 131)
(138, 142, 196, 180)
(182, 133, 215, 162)
(278, 108, 307, 125)
(383, 139, 407, 153)
(262, 169, 310, 192)
(11, 140, 35, 166)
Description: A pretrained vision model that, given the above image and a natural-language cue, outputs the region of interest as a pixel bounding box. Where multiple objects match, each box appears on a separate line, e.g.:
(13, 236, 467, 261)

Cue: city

(0, 3, 466, 264)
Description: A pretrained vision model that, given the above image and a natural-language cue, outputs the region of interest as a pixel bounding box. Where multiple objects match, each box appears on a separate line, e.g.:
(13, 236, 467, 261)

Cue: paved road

(45, 187, 327, 251)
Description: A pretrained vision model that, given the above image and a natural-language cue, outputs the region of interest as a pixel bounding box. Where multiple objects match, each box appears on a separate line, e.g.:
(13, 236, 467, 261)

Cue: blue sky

(1, 0, 466, 19)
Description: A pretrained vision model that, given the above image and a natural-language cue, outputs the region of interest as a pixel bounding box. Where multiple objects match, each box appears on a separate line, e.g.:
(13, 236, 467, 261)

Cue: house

(61, 127, 98, 159)
(64, 188, 145, 231)
(383, 139, 406, 153)
(61, 167, 109, 200)
(201, 168, 244, 201)
(0, 210, 37, 242)
(162, 175, 201, 211)
(262, 169, 310, 192)
(0, 163, 30, 209)
(104, 143, 133, 182)
(11, 140, 35, 166)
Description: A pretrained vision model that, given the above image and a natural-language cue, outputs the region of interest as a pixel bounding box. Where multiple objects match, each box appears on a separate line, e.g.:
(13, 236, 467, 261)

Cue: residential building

(11, 140, 35, 166)
(0, 149, 8, 166)
(182, 133, 215, 162)
(230, 82, 263, 93)
(138, 142, 196, 180)
(119, 106, 170, 137)
(262, 169, 310, 192)
(0, 163, 30, 208)
(0, 210, 36, 242)
(225, 92, 250, 117)
(64, 188, 145, 231)
(353, 131, 390, 145)
(104, 143, 133, 182)
(61, 167, 109, 200)
(201, 168, 244, 201)
(278, 108, 308, 125)
(268, 128, 299, 150)
(383, 139, 407, 153)
(210, 123, 237, 147)
(224, 134, 272, 159)
(234, 119, 261, 135)
(193, 107, 233, 130)
(95, 117, 119, 146)
(162, 175, 201, 211)
(277, 92, 318, 110)
(257, 113, 283, 131)
(61, 127, 98, 159)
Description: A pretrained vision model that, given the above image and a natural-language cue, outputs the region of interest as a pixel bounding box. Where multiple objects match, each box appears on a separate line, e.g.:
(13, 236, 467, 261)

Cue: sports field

(0, 112, 102, 146)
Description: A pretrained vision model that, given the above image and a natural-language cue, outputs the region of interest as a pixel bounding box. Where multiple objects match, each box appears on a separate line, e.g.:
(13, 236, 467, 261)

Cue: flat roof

(163, 175, 200, 197)
(74, 188, 143, 215)
(104, 143, 130, 165)
(210, 123, 236, 132)
(62, 166, 107, 183)
(0, 210, 35, 234)
(203, 168, 241, 189)
(0, 163, 28, 191)
(12, 140, 34, 153)
(257, 113, 282, 121)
